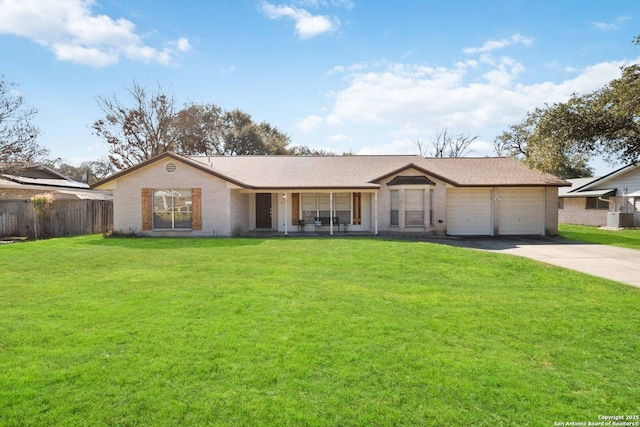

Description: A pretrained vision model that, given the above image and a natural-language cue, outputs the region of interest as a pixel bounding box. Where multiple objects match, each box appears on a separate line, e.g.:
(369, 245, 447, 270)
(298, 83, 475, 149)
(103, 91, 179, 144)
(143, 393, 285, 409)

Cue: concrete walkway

(438, 236, 640, 289)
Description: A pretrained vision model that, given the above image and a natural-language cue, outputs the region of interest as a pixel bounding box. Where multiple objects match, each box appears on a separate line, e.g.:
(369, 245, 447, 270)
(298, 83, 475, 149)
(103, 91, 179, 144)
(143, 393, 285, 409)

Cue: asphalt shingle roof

(187, 155, 569, 188)
(92, 152, 570, 189)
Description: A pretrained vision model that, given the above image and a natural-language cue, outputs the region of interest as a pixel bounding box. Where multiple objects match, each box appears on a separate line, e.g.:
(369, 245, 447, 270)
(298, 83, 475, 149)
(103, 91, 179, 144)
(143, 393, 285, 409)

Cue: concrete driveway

(437, 236, 640, 289)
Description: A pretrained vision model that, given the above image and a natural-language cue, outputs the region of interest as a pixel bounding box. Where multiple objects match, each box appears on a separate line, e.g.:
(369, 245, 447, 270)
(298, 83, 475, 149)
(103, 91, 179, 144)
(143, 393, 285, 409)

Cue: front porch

(240, 229, 376, 238)
(243, 190, 379, 236)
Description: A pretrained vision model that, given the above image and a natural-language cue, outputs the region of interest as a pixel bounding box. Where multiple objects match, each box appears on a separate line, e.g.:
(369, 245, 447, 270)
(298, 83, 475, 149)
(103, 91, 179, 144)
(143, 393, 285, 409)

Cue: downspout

(597, 196, 614, 211)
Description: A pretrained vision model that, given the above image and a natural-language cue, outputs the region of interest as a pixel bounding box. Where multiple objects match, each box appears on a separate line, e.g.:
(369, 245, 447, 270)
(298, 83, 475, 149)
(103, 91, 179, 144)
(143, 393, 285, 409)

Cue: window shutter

(192, 188, 202, 230)
(141, 188, 152, 230)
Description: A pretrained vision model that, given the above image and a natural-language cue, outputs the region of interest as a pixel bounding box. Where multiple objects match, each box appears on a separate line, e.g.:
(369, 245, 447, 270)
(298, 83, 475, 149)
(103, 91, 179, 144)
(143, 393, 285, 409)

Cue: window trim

(142, 187, 202, 231)
(585, 196, 609, 210)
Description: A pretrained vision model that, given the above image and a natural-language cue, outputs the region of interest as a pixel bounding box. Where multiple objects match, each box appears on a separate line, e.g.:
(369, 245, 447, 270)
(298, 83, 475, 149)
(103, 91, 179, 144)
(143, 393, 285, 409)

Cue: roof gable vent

(387, 175, 435, 186)
(165, 161, 178, 174)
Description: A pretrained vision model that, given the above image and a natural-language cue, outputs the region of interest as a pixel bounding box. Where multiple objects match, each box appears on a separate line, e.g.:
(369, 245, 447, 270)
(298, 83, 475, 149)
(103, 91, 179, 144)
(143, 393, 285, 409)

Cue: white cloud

(463, 34, 534, 55)
(297, 115, 324, 131)
(261, 2, 339, 39)
(52, 43, 118, 67)
(320, 55, 628, 157)
(589, 16, 630, 31)
(357, 139, 416, 155)
(330, 0, 354, 9)
(292, 0, 354, 9)
(482, 56, 525, 87)
(0, 0, 190, 67)
(325, 62, 369, 76)
(219, 65, 237, 74)
(171, 37, 192, 52)
(327, 134, 350, 142)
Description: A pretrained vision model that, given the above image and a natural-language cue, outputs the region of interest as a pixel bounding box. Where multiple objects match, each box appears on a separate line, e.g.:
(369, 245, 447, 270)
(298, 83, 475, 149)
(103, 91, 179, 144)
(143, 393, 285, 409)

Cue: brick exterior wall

(110, 159, 233, 236)
(559, 198, 606, 226)
(559, 196, 640, 227)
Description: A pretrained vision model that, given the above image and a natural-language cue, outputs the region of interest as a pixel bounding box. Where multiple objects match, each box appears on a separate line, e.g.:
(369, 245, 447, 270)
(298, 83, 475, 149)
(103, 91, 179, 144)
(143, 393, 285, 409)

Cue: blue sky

(1, 0, 639, 174)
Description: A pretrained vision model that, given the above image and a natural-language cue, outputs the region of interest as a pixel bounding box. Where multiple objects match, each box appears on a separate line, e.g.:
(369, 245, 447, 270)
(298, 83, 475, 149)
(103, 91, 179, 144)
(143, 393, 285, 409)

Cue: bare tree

(92, 81, 178, 169)
(416, 129, 477, 158)
(413, 138, 427, 157)
(0, 76, 48, 170)
(93, 82, 295, 168)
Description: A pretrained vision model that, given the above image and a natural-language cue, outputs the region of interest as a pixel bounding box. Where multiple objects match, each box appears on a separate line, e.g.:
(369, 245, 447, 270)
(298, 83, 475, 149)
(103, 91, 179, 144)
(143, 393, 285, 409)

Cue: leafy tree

(557, 64, 640, 165)
(172, 103, 225, 156)
(0, 76, 48, 171)
(415, 129, 478, 158)
(219, 109, 265, 155)
(497, 37, 640, 174)
(257, 121, 291, 155)
(288, 146, 337, 156)
(494, 108, 593, 179)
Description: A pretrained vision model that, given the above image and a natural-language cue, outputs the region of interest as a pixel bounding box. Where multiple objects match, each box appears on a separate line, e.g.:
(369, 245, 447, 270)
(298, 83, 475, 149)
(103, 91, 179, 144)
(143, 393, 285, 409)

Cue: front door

(255, 193, 272, 229)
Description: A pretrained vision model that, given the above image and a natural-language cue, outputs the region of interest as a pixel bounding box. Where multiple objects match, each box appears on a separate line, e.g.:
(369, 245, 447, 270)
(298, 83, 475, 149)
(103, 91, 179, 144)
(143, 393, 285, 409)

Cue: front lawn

(1, 235, 638, 426)
(559, 223, 640, 249)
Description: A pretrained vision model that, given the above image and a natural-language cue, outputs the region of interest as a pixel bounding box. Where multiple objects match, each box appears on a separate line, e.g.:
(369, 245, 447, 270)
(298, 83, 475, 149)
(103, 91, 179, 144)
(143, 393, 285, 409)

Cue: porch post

(283, 193, 288, 236)
(374, 192, 379, 235)
(329, 192, 334, 235)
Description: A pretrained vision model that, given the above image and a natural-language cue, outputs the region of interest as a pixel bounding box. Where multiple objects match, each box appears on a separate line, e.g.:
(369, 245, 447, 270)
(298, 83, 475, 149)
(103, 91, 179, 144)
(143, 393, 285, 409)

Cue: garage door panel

(498, 188, 543, 235)
(447, 189, 492, 235)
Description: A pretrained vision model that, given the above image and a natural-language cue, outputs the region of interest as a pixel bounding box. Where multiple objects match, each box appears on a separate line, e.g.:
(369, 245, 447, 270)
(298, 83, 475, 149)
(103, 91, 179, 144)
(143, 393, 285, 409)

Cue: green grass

(559, 223, 640, 249)
(1, 235, 638, 426)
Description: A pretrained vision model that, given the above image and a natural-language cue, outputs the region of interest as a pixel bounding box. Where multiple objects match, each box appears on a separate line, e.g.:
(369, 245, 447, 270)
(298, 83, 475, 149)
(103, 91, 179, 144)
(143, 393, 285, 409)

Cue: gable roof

(568, 164, 639, 193)
(92, 152, 569, 190)
(559, 163, 640, 198)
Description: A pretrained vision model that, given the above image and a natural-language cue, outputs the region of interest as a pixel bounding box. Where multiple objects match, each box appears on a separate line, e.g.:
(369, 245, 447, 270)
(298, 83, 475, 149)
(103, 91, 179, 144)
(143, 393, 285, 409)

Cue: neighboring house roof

(0, 173, 90, 189)
(557, 177, 613, 198)
(0, 162, 78, 181)
(92, 152, 570, 190)
(561, 188, 616, 198)
(572, 164, 638, 192)
(560, 163, 640, 198)
(35, 190, 113, 200)
(0, 162, 109, 201)
(0, 162, 90, 190)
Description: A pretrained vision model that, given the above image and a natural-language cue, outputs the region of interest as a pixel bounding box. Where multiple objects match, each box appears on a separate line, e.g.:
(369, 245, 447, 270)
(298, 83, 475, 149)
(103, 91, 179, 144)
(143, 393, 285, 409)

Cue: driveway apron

(439, 236, 640, 289)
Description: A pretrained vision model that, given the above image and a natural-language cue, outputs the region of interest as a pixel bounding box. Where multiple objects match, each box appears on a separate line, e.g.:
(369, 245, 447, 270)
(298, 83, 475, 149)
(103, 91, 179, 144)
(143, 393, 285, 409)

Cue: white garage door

(498, 188, 544, 235)
(446, 188, 492, 235)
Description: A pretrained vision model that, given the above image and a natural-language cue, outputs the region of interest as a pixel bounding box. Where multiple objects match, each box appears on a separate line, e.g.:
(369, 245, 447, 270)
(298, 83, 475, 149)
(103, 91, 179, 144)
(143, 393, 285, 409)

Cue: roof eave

(571, 164, 638, 192)
(91, 152, 251, 189)
(370, 163, 459, 186)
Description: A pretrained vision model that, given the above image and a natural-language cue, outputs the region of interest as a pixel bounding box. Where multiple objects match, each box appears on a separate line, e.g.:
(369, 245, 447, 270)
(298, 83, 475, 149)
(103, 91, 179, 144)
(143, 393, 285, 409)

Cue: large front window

(153, 188, 193, 229)
(405, 189, 425, 226)
(301, 193, 353, 225)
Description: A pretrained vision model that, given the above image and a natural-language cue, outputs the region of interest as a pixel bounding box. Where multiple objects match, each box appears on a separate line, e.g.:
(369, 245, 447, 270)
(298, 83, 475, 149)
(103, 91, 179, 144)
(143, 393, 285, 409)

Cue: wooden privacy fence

(0, 199, 113, 238)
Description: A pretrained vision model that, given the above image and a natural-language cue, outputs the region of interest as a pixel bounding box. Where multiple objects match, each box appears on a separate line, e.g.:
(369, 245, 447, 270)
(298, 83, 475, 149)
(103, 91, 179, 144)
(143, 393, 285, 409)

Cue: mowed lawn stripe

(0, 235, 638, 426)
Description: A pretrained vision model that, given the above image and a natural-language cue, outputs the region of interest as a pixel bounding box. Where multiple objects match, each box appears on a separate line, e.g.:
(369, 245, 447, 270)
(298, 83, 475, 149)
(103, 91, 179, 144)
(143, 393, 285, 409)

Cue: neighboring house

(559, 164, 640, 227)
(0, 163, 111, 200)
(91, 152, 569, 237)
